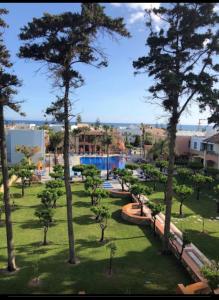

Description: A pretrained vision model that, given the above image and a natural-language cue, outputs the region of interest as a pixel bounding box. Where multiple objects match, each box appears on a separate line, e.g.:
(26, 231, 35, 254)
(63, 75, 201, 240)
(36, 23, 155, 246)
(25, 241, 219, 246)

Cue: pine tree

(133, 3, 219, 254)
(0, 8, 24, 271)
(19, 3, 130, 264)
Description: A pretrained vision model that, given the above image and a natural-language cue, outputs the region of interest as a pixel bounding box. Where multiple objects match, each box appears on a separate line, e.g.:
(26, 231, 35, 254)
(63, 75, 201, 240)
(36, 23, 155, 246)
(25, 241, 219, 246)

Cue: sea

(5, 119, 213, 132)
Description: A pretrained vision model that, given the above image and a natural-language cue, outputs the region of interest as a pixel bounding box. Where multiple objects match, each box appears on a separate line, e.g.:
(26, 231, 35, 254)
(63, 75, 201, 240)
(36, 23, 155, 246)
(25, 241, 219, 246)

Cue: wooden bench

(176, 281, 210, 294)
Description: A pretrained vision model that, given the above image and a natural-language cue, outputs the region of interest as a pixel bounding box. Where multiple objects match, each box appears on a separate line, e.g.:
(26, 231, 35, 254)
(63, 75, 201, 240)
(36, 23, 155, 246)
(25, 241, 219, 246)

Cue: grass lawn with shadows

(0, 182, 191, 294)
(147, 179, 219, 261)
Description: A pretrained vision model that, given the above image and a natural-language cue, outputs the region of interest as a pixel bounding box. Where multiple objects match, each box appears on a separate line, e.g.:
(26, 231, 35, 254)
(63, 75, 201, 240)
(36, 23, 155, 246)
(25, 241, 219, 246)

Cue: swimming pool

(80, 156, 125, 171)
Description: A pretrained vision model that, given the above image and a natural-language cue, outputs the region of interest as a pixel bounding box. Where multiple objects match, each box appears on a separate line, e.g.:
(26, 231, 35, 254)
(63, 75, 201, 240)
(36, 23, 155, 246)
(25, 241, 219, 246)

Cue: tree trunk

(43, 227, 48, 245)
(22, 180, 24, 197)
(179, 200, 183, 216)
(0, 105, 16, 271)
(52, 199, 57, 209)
(179, 245, 184, 261)
(162, 119, 178, 254)
(91, 195, 94, 206)
(63, 81, 76, 264)
(140, 201, 144, 216)
(100, 227, 105, 242)
(121, 180, 124, 191)
(54, 147, 57, 165)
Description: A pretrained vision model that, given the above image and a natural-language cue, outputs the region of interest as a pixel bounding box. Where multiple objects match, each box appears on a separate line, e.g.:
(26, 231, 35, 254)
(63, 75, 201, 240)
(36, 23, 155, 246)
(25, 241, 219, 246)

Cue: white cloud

(213, 4, 219, 12)
(151, 11, 161, 23)
(203, 38, 210, 48)
(155, 25, 160, 32)
(125, 3, 160, 11)
(110, 3, 161, 25)
(129, 11, 145, 24)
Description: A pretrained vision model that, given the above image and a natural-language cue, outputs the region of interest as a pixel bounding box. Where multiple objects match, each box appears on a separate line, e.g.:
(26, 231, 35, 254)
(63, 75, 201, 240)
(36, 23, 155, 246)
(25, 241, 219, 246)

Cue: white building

(6, 129, 45, 165)
(190, 136, 206, 152)
(48, 124, 64, 132)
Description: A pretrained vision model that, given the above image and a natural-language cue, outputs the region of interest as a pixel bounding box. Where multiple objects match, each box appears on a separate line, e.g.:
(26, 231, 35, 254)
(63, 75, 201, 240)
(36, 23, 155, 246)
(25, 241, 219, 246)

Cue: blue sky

(2, 2, 217, 125)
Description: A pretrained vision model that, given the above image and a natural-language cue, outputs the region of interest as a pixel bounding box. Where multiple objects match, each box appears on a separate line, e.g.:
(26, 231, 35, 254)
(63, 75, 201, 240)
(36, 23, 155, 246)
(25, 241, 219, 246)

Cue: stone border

(121, 203, 151, 225)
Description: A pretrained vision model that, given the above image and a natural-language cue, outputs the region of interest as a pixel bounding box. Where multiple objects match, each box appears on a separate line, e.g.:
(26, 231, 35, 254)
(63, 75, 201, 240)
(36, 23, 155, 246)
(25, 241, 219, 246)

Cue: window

(194, 142, 197, 150)
(208, 144, 214, 152)
(200, 143, 205, 151)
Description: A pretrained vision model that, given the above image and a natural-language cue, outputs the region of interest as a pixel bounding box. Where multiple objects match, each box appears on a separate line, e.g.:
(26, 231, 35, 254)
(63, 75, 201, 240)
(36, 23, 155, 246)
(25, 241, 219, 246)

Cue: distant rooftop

(204, 133, 219, 144)
(176, 130, 206, 137)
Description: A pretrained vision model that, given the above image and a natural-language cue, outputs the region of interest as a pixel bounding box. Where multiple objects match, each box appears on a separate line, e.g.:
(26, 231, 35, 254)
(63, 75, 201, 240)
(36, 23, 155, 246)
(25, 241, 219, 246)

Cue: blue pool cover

(80, 156, 125, 171)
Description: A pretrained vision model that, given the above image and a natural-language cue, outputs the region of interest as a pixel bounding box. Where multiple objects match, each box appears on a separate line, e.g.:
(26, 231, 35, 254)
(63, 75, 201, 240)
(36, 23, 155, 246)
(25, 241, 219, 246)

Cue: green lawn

(148, 180, 219, 261)
(0, 182, 190, 294)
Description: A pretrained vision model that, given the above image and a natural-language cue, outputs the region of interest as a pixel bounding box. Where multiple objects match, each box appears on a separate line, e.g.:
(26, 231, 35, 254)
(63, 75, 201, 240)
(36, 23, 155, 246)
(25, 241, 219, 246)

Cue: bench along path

(121, 192, 219, 294)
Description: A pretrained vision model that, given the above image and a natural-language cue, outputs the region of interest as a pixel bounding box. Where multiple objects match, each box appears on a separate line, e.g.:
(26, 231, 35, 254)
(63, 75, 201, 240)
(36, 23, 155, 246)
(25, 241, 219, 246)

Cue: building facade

(70, 125, 125, 155)
(6, 129, 46, 165)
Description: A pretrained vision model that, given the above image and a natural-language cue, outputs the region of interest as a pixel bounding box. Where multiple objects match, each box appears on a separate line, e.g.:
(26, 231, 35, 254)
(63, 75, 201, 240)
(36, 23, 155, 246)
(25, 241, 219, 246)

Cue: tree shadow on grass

(18, 220, 57, 230)
(109, 198, 129, 207)
(0, 243, 192, 294)
(72, 190, 88, 198)
(111, 209, 138, 226)
(10, 193, 22, 199)
(175, 191, 218, 219)
(11, 204, 39, 211)
(73, 201, 91, 208)
(171, 212, 194, 219)
(180, 228, 219, 261)
(75, 239, 106, 251)
(74, 215, 94, 225)
(150, 198, 165, 205)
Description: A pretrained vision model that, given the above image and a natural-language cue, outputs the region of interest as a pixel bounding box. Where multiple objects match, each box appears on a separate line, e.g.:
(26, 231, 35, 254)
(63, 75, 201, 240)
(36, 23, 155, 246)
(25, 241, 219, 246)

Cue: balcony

(206, 150, 218, 156)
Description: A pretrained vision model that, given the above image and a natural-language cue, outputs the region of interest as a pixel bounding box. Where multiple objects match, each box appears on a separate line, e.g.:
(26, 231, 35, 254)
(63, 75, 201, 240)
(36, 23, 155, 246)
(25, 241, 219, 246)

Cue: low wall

(121, 198, 213, 289)
(121, 203, 151, 225)
(109, 189, 132, 199)
(0, 175, 18, 193)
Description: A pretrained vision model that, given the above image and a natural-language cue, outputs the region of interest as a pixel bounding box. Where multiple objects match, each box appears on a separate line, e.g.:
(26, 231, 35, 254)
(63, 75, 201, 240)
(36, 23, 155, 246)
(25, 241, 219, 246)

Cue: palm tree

(102, 125, 113, 180)
(139, 123, 146, 158)
(48, 131, 63, 165)
(148, 138, 169, 161)
(0, 9, 24, 271)
(71, 128, 81, 154)
(79, 126, 90, 154)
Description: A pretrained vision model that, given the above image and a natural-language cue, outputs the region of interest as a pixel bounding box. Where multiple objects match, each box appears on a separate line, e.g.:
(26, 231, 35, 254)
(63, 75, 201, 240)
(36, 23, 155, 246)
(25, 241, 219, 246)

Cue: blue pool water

(80, 156, 126, 171)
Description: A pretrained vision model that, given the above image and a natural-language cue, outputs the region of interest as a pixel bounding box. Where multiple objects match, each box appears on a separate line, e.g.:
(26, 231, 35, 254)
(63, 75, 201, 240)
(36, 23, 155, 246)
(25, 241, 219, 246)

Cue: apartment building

(6, 129, 46, 165)
(190, 133, 219, 169)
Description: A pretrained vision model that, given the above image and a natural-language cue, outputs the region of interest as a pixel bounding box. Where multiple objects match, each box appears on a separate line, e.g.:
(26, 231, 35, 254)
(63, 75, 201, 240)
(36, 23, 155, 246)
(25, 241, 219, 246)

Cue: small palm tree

(102, 125, 113, 180)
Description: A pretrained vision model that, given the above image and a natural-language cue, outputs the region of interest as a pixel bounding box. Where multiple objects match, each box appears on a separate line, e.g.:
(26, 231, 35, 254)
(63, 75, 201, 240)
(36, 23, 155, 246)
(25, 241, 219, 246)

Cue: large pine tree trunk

(99, 226, 105, 242)
(63, 82, 76, 264)
(0, 105, 16, 271)
(162, 119, 177, 254)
